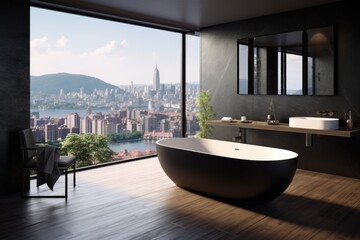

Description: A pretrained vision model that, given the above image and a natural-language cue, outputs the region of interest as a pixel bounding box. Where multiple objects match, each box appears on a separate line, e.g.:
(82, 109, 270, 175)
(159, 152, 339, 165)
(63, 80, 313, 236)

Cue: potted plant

(196, 90, 216, 138)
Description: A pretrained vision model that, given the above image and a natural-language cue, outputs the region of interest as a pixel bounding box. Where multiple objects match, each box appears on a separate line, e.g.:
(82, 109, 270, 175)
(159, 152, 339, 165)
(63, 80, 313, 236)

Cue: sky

(30, 7, 200, 86)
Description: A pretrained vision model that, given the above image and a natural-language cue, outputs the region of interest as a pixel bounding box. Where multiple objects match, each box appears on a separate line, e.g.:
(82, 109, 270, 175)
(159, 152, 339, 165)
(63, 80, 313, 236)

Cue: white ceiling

(32, 0, 342, 31)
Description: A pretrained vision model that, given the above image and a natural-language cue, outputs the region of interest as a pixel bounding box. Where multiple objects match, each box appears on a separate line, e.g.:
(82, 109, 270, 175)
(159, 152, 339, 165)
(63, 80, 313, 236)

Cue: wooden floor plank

(0, 157, 359, 239)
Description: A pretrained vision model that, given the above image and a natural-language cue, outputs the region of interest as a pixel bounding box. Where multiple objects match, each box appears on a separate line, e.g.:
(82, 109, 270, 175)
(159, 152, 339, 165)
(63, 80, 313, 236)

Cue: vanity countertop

(207, 119, 359, 138)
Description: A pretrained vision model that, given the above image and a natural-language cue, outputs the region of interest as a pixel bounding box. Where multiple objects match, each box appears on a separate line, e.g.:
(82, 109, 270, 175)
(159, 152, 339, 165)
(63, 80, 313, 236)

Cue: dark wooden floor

(0, 157, 359, 239)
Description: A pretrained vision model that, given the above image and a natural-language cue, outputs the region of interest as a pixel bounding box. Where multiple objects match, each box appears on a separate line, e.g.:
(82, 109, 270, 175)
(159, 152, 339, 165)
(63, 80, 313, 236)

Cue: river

(108, 140, 156, 152)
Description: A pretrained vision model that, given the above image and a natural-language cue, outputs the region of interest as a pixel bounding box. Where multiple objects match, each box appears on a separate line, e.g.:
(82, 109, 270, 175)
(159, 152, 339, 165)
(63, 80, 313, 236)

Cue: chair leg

(65, 169, 68, 199)
(21, 167, 76, 199)
(73, 162, 76, 187)
(21, 169, 25, 198)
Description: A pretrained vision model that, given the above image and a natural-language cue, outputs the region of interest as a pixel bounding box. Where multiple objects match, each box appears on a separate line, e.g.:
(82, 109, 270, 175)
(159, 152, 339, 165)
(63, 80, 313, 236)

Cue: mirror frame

(237, 26, 337, 96)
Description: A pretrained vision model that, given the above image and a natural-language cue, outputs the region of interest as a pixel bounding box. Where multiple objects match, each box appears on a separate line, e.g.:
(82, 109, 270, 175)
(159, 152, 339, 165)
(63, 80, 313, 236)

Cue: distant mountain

(31, 73, 125, 95)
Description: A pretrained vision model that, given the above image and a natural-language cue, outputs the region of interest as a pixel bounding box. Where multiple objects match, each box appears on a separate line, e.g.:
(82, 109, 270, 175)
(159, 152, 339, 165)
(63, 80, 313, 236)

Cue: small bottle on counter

(346, 111, 353, 130)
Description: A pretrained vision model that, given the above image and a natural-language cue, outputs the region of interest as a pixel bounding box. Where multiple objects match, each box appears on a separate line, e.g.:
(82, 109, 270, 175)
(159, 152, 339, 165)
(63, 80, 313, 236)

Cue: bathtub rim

(156, 137, 298, 162)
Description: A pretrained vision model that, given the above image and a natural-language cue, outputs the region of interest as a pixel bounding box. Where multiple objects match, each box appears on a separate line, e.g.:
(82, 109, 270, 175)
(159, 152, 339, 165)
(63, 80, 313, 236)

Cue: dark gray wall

(201, 1, 360, 179)
(0, 2, 30, 194)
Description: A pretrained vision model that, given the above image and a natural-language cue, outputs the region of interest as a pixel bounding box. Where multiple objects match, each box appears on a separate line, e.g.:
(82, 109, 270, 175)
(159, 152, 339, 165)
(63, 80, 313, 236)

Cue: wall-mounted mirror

(238, 26, 335, 95)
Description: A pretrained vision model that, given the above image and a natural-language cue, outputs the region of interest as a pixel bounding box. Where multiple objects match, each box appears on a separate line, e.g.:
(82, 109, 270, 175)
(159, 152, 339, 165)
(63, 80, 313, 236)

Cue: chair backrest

(19, 128, 37, 163)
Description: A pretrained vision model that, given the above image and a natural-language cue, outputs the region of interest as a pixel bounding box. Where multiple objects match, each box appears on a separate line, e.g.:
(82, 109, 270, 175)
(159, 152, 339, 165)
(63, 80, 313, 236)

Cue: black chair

(19, 128, 76, 199)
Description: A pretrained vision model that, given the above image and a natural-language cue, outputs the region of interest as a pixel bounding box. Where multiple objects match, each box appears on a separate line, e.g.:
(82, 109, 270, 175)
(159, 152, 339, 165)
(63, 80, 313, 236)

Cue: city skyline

(30, 81, 199, 141)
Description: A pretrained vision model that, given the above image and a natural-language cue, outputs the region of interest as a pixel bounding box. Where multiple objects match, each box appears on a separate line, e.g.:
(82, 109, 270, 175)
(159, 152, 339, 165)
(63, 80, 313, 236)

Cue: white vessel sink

(289, 117, 339, 130)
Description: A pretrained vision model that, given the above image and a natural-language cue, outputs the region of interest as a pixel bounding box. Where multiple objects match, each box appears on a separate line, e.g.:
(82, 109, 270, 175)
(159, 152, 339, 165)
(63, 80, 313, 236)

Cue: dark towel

(36, 146, 61, 191)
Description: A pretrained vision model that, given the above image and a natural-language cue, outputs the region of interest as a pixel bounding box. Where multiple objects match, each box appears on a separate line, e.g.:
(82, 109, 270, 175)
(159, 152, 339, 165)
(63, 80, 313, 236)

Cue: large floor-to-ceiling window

(185, 34, 200, 137)
(30, 7, 199, 165)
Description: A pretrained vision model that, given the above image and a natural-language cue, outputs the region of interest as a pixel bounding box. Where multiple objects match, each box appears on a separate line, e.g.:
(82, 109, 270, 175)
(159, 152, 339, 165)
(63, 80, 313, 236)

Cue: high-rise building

(97, 119, 106, 136)
(153, 65, 160, 91)
(136, 122, 143, 132)
(70, 127, 80, 134)
(144, 115, 157, 132)
(130, 81, 134, 94)
(126, 119, 137, 132)
(115, 123, 123, 133)
(105, 122, 116, 136)
(67, 113, 80, 132)
(119, 109, 127, 119)
(80, 116, 92, 133)
(91, 119, 98, 134)
(45, 124, 58, 141)
(53, 118, 65, 126)
(148, 100, 154, 112)
(160, 119, 170, 132)
(58, 127, 70, 140)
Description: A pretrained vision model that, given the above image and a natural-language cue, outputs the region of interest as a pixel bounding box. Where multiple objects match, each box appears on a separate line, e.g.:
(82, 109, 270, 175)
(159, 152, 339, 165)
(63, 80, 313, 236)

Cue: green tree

(107, 131, 143, 142)
(61, 133, 115, 167)
(196, 90, 216, 138)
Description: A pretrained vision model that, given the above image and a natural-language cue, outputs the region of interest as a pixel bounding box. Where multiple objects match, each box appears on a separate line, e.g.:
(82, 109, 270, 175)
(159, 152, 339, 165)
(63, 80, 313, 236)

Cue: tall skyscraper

(67, 113, 80, 133)
(153, 65, 160, 91)
(130, 81, 134, 94)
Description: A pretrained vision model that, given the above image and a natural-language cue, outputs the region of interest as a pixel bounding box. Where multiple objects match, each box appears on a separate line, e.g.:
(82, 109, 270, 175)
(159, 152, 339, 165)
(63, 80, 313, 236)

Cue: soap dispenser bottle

(346, 111, 353, 130)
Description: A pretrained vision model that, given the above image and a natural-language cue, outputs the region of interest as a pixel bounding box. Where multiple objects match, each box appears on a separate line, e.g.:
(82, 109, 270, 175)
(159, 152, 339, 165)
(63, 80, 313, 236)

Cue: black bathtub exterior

(156, 138, 298, 204)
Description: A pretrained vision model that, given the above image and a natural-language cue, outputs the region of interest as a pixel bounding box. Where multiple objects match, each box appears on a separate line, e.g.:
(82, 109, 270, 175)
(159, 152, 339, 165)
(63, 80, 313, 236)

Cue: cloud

(94, 40, 117, 55)
(30, 36, 50, 52)
(56, 36, 68, 48)
(120, 40, 128, 46)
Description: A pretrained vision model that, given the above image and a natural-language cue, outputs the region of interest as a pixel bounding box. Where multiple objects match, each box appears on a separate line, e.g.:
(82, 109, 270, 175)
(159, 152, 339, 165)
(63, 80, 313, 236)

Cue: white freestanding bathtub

(156, 138, 298, 204)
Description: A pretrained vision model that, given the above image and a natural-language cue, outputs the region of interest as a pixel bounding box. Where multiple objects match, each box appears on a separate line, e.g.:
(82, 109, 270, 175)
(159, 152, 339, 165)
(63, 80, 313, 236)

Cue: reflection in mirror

(307, 26, 334, 95)
(238, 42, 249, 94)
(237, 26, 335, 95)
(253, 30, 303, 95)
(286, 52, 303, 95)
